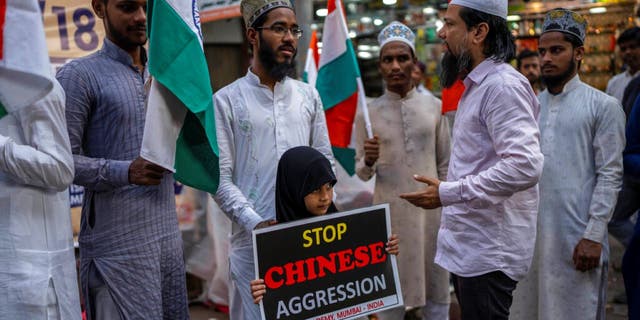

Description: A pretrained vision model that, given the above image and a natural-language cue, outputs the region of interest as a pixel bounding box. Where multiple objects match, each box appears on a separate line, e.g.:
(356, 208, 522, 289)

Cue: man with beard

(355, 22, 451, 320)
(399, 0, 543, 319)
(510, 9, 626, 320)
(56, 0, 189, 319)
(606, 27, 640, 103)
(517, 49, 543, 94)
(213, 0, 334, 318)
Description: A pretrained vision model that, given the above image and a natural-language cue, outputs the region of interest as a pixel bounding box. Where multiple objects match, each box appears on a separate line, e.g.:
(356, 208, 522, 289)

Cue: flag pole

(356, 77, 373, 139)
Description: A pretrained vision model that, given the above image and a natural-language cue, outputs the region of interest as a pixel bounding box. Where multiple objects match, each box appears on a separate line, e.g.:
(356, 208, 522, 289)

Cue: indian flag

(302, 29, 319, 87)
(141, 0, 219, 194)
(0, 0, 53, 118)
(317, 0, 363, 175)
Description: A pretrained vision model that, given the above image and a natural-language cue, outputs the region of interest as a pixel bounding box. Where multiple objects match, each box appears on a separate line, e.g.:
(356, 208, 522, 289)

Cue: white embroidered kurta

(355, 88, 451, 307)
(214, 69, 334, 319)
(511, 75, 626, 320)
(0, 82, 81, 319)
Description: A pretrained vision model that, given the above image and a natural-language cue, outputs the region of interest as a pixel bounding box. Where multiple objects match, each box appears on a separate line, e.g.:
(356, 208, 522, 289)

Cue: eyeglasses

(255, 24, 303, 39)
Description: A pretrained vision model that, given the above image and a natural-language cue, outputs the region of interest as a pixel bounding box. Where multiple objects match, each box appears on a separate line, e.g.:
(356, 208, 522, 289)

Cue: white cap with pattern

(377, 21, 416, 53)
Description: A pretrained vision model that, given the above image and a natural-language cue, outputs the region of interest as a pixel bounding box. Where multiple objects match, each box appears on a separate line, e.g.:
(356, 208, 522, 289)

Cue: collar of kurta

(463, 57, 501, 89)
(554, 74, 581, 96)
(246, 67, 289, 87)
(100, 38, 147, 69)
(385, 86, 417, 100)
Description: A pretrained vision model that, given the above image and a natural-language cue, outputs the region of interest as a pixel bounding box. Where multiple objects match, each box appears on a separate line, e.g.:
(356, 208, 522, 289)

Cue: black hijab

(275, 146, 338, 223)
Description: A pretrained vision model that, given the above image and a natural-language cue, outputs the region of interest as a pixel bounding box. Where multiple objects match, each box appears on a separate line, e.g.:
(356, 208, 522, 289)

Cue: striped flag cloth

(141, 0, 219, 194)
(317, 0, 362, 175)
(0, 0, 53, 118)
(302, 29, 319, 87)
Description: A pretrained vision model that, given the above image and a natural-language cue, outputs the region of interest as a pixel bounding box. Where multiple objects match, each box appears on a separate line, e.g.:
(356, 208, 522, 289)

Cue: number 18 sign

(39, 0, 105, 64)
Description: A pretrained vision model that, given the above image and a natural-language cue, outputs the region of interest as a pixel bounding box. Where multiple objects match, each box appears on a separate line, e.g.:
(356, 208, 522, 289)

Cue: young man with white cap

(399, 1, 543, 319)
(355, 21, 451, 320)
(510, 9, 625, 320)
(213, 0, 334, 318)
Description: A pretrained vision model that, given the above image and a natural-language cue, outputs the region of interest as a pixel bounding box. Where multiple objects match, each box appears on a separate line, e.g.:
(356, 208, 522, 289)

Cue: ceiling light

(589, 7, 606, 14)
(316, 8, 328, 17)
(423, 7, 436, 15)
(507, 15, 521, 22)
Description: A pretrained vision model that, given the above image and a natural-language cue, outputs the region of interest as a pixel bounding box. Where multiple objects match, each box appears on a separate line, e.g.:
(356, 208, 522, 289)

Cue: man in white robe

(0, 78, 81, 319)
(213, 0, 334, 318)
(511, 9, 626, 320)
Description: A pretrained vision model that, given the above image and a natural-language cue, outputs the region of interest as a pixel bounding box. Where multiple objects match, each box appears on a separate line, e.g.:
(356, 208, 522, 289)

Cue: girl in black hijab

(250, 146, 399, 306)
(275, 146, 339, 223)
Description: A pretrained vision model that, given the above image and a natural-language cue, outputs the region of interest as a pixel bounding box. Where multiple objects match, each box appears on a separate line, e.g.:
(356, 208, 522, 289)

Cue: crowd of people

(1, 0, 639, 319)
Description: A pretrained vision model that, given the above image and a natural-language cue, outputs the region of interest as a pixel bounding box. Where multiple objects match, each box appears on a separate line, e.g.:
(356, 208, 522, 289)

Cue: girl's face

(304, 182, 334, 216)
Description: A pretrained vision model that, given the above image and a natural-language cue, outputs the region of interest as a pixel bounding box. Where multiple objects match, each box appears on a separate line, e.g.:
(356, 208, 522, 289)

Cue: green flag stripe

(148, 0, 217, 152)
(332, 146, 356, 176)
(316, 40, 360, 110)
(147, 0, 219, 193)
(0, 103, 6, 118)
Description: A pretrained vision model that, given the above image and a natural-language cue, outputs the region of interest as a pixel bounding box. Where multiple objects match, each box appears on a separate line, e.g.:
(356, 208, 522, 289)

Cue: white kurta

(214, 69, 334, 319)
(0, 82, 81, 319)
(511, 75, 626, 320)
(355, 88, 451, 307)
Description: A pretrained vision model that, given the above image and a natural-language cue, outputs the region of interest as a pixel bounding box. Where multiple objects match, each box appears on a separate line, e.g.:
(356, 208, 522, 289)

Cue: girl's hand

(250, 279, 266, 304)
(386, 234, 399, 256)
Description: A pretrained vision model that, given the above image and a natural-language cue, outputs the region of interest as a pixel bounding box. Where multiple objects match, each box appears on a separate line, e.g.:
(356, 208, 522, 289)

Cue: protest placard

(253, 204, 403, 320)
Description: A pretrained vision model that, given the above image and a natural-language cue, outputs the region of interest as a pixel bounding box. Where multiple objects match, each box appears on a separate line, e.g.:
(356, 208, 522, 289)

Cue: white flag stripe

(141, 79, 187, 171)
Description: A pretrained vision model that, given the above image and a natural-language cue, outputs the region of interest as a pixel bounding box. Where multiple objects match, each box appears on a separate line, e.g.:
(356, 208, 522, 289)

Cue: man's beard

(440, 46, 472, 89)
(258, 35, 297, 81)
(541, 59, 576, 89)
(106, 15, 147, 49)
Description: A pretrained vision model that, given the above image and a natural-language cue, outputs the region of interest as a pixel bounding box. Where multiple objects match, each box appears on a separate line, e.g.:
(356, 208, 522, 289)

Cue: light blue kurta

(511, 75, 626, 320)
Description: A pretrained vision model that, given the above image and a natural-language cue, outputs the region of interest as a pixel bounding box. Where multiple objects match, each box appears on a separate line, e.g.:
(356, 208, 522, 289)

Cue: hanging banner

(199, 0, 241, 23)
(253, 204, 403, 320)
(39, 0, 105, 65)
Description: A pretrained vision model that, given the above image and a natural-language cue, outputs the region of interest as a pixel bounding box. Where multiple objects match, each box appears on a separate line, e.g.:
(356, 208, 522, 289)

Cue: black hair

(617, 26, 640, 45)
(516, 49, 539, 69)
(458, 6, 516, 63)
(562, 32, 583, 49)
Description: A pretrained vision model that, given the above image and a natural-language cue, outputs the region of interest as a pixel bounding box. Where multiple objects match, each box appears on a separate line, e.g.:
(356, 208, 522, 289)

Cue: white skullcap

(449, 0, 508, 20)
(378, 21, 416, 53)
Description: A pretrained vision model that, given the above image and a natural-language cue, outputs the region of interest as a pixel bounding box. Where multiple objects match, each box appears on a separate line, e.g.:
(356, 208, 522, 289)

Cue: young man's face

(252, 7, 299, 80)
(93, 0, 147, 49)
(619, 39, 640, 72)
(519, 55, 541, 84)
(256, 8, 299, 65)
(538, 31, 582, 85)
(378, 42, 416, 94)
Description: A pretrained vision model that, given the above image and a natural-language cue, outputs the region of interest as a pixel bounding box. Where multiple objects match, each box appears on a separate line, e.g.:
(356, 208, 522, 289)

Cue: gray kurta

(355, 88, 451, 307)
(56, 39, 188, 319)
(511, 75, 626, 319)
